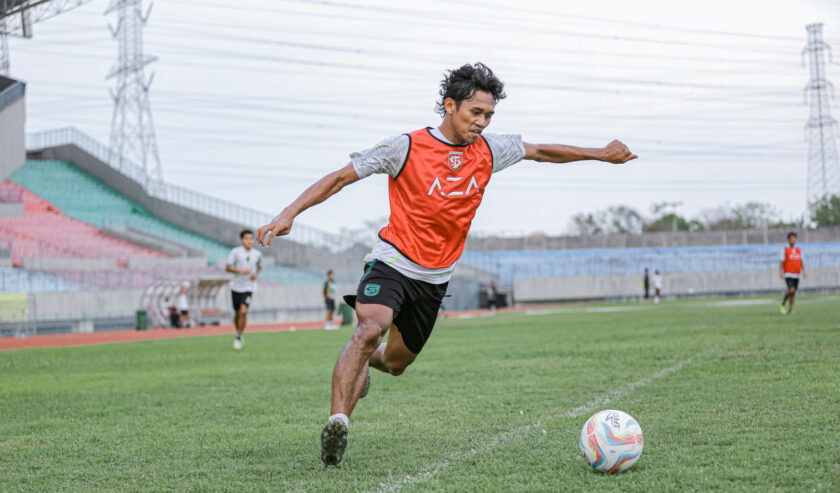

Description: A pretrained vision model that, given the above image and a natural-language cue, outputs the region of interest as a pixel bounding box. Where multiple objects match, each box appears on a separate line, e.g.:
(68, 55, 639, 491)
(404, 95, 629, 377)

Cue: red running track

(0, 305, 549, 351)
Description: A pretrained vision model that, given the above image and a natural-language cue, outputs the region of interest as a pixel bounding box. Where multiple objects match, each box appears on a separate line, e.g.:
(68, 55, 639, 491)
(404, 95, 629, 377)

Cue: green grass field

(2, 296, 839, 492)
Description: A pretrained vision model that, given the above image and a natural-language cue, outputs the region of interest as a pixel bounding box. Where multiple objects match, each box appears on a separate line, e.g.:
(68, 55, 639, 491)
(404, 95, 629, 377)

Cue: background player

(256, 63, 637, 466)
(780, 232, 805, 315)
(226, 230, 262, 349)
(653, 270, 663, 303)
(324, 270, 338, 330)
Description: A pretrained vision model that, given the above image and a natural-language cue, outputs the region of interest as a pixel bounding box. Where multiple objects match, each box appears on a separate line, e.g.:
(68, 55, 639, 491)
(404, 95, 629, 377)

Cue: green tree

(569, 205, 645, 235)
(701, 201, 781, 231)
(811, 194, 840, 227)
(644, 213, 700, 232)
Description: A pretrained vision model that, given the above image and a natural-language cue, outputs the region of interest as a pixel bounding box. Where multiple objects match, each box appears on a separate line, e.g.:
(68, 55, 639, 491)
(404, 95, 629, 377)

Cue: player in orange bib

(779, 231, 806, 315)
(256, 63, 637, 467)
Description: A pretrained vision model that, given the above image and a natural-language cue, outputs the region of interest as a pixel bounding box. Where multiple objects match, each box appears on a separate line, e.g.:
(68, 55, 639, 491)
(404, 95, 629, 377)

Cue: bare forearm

(282, 169, 351, 219)
(523, 140, 636, 164)
(257, 163, 359, 247)
(527, 143, 606, 163)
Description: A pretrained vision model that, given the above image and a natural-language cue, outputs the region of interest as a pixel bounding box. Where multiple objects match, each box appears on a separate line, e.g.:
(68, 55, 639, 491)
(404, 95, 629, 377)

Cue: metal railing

(25, 127, 353, 254)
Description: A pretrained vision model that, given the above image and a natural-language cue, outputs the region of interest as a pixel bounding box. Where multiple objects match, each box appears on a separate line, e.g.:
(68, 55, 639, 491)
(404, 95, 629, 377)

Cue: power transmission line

(803, 23, 840, 206)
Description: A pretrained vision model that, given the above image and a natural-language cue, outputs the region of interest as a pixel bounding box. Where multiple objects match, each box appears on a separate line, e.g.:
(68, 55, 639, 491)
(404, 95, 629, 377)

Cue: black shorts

(343, 261, 448, 355)
(785, 277, 799, 290)
(232, 291, 252, 311)
(325, 298, 335, 310)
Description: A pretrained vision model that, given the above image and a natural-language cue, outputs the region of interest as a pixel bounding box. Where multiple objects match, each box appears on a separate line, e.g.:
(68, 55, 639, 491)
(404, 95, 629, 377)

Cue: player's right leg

(232, 292, 245, 349)
(321, 302, 392, 466)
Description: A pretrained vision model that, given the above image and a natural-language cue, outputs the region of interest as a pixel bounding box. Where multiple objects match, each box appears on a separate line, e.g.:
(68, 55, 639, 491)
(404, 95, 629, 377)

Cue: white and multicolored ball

(579, 410, 644, 473)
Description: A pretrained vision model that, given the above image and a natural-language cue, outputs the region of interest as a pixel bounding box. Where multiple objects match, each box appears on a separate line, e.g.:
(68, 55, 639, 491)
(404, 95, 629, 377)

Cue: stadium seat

(10, 160, 233, 262)
(0, 180, 166, 267)
(460, 243, 840, 285)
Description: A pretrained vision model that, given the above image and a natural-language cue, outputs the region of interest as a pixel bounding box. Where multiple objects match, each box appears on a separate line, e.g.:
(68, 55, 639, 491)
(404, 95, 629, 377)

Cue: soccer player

(256, 63, 637, 466)
(226, 230, 262, 349)
(779, 231, 805, 315)
(324, 269, 338, 330)
(486, 280, 499, 312)
(653, 270, 663, 304)
(175, 283, 190, 328)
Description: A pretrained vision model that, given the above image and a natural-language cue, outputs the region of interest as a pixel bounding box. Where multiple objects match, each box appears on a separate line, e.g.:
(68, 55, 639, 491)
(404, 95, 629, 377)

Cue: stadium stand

(461, 242, 840, 285)
(10, 160, 329, 284)
(0, 268, 90, 292)
(0, 180, 166, 266)
(260, 265, 323, 285)
(9, 160, 233, 263)
(37, 267, 218, 291)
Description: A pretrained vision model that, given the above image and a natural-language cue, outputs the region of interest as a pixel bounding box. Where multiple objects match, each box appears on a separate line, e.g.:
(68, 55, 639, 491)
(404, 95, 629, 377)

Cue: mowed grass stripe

(0, 295, 837, 491)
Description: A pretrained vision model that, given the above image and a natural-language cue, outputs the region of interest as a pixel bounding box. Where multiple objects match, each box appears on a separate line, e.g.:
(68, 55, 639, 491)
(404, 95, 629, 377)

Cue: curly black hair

(434, 63, 506, 117)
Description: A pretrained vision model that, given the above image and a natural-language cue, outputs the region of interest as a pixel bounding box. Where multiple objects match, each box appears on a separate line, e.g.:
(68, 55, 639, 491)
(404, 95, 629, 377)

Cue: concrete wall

(467, 227, 840, 252)
(513, 267, 840, 304)
(27, 144, 359, 270)
(0, 248, 11, 268)
(0, 77, 26, 181)
(102, 226, 205, 258)
(22, 258, 118, 270)
(30, 289, 144, 321)
(443, 263, 501, 311)
(0, 203, 24, 217)
(127, 257, 208, 269)
(24, 279, 357, 324)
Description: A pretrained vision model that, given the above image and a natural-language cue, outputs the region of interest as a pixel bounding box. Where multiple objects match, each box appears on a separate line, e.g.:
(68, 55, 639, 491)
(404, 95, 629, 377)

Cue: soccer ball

(579, 410, 644, 473)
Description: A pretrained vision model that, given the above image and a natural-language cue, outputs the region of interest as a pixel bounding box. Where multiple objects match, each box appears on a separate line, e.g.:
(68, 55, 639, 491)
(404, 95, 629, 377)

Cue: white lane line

(704, 299, 775, 307)
(376, 345, 720, 493)
(526, 306, 652, 316)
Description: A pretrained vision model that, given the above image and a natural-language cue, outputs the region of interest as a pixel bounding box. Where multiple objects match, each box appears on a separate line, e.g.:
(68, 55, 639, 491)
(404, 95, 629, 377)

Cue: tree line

(569, 195, 840, 236)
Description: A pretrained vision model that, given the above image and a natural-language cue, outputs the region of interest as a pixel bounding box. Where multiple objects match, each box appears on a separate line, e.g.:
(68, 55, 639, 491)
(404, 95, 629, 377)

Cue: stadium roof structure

(1, 0, 94, 37)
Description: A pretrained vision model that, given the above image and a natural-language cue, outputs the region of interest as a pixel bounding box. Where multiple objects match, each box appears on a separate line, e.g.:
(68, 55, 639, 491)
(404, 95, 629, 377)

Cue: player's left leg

(369, 323, 417, 376)
(787, 282, 798, 313)
(238, 304, 249, 333)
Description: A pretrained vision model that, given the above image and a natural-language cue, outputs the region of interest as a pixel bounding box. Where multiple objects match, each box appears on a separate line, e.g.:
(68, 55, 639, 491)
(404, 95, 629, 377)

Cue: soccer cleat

(359, 370, 370, 399)
(779, 304, 787, 315)
(233, 338, 243, 350)
(320, 418, 348, 467)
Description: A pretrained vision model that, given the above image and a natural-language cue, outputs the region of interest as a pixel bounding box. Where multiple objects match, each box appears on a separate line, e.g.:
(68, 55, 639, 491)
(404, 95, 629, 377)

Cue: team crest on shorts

(364, 283, 380, 296)
(448, 151, 463, 171)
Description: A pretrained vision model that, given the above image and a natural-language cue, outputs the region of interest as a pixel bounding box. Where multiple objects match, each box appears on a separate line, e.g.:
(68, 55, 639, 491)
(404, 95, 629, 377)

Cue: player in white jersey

(653, 270, 663, 303)
(226, 230, 262, 349)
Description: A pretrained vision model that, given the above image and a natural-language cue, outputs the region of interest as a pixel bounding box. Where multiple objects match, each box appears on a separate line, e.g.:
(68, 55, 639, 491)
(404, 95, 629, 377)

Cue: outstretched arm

(257, 163, 360, 247)
(523, 139, 637, 164)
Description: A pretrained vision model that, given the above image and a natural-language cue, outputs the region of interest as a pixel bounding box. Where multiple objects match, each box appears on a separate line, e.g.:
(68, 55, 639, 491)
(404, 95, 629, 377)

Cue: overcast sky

(7, 0, 840, 237)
